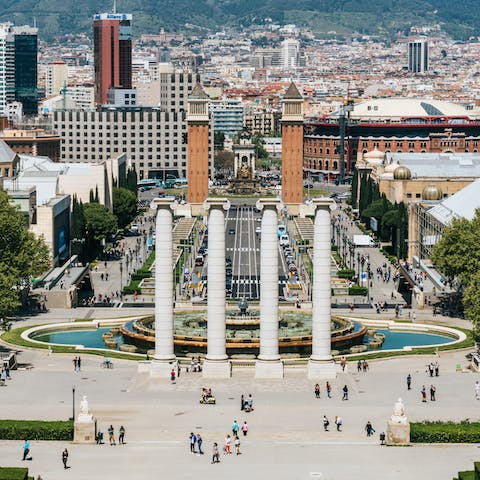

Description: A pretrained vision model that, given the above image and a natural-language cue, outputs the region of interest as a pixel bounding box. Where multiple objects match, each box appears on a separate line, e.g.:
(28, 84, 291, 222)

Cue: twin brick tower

(187, 82, 304, 208)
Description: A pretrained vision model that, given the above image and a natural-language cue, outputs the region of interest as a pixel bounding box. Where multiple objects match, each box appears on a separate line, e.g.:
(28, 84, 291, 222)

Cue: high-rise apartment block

(0, 23, 15, 116)
(93, 13, 133, 105)
(282, 38, 299, 69)
(408, 39, 429, 73)
(0, 23, 37, 117)
(45, 61, 68, 97)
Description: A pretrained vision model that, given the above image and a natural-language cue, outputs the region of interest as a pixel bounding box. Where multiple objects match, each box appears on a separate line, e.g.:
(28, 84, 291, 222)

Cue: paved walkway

(0, 344, 479, 480)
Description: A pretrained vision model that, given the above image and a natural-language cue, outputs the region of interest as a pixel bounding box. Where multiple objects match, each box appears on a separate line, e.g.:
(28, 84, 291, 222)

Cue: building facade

(45, 61, 68, 97)
(93, 13, 133, 105)
(13, 26, 38, 114)
(0, 23, 15, 116)
(408, 39, 429, 73)
(210, 98, 244, 137)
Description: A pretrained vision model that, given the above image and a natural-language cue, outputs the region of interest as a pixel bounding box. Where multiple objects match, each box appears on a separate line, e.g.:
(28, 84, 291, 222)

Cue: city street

(225, 205, 289, 300)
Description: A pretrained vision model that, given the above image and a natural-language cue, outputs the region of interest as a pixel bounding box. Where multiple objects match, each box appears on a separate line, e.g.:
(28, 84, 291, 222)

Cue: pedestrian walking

(335, 416, 343, 432)
(108, 425, 116, 445)
(241, 421, 249, 436)
(357, 360, 362, 373)
(240, 394, 245, 411)
(340, 356, 346, 371)
(342, 385, 349, 401)
(475, 381, 480, 400)
(62, 448, 69, 469)
(421, 385, 427, 403)
(365, 421, 375, 437)
(234, 435, 241, 455)
(77, 356, 81, 372)
(407, 374, 412, 390)
(232, 420, 239, 436)
(170, 368, 176, 382)
(197, 434, 203, 455)
(314, 383, 320, 399)
(72, 357, 77, 372)
(224, 434, 232, 454)
(326, 381, 331, 398)
(434, 362, 440, 377)
(323, 415, 330, 431)
(211, 443, 220, 464)
(118, 426, 125, 444)
(22, 440, 30, 461)
(430, 385, 436, 401)
(362, 360, 369, 372)
(189, 432, 197, 453)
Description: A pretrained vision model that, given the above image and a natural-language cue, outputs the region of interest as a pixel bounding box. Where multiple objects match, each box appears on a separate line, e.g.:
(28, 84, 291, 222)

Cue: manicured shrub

(0, 420, 73, 441)
(0, 468, 29, 480)
(337, 269, 355, 279)
(410, 421, 480, 443)
(348, 286, 368, 296)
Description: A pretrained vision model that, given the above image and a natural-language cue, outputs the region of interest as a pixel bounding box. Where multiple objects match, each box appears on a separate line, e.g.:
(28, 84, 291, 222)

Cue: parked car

(229, 228, 235, 235)
(195, 255, 204, 267)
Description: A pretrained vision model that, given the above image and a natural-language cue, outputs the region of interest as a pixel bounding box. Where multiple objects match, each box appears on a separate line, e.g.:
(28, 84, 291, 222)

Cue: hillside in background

(0, 0, 479, 40)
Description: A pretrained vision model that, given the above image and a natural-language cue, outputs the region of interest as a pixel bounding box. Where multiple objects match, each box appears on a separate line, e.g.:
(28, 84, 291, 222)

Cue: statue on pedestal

(77, 395, 94, 423)
(390, 397, 407, 424)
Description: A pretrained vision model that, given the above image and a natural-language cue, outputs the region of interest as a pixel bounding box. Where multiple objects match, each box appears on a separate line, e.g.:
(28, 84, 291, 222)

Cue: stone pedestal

(255, 359, 284, 379)
(150, 360, 176, 379)
(202, 359, 232, 378)
(73, 415, 96, 444)
(308, 359, 337, 379)
(386, 420, 410, 446)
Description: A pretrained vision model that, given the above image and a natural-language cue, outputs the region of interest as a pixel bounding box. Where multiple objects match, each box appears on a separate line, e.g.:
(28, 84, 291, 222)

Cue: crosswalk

(231, 278, 288, 285)
(226, 247, 260, 252)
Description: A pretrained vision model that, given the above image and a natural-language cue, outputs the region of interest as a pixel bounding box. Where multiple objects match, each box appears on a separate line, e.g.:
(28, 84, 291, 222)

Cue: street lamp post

(70, 386, 76, 421)
(119, 261, 123, 290)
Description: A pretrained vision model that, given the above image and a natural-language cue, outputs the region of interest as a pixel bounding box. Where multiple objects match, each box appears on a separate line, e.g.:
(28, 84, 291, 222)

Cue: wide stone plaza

(0, 323, 478, 480)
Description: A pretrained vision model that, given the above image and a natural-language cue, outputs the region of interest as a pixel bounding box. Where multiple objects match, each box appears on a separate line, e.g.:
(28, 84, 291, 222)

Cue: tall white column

(203, 198, 231, 378)
(255, 198, 284, 378)
(308, 198, 336, 379)
(151, 198, 177, 378)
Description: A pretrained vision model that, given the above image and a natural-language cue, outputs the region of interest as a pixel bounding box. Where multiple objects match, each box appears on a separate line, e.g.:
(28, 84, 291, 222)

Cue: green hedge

(0, 468, 29, 480)
(337, 269, 355, 279)
(0, 420, 73, 441)
(411, 421, 480, 443)
(348, 286, 368, 296)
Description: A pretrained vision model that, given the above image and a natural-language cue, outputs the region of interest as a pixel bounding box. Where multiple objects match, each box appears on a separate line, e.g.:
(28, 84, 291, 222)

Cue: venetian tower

(281, 82, 304, 210)
(187, 83, 210, 213)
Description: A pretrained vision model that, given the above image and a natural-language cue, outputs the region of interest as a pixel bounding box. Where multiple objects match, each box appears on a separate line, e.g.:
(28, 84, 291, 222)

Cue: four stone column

(255, 198, 284, 378)
(308, 198, 336, 379)
(150, 198, 177, 378)
(149, 195, 335, 380)
(203, 198, 231, 378)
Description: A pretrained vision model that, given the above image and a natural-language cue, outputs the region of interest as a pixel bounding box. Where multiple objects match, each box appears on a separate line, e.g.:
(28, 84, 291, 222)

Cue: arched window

(333, 161, 338, 170)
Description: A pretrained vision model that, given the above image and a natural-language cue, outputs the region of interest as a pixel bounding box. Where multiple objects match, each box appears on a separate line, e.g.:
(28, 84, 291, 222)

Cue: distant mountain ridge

(0, 0, 478, 40)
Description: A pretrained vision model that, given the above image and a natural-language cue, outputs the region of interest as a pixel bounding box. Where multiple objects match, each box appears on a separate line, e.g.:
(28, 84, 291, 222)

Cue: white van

(279, 234, 290, 247)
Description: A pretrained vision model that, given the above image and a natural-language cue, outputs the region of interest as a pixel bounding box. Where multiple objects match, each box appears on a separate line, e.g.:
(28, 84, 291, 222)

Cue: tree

(214, 150, 234, 172)
(83, 203, 118, 242)
(0, 190, 50, 318)
(463, 271, 480, 328)
(431, 211, 480, 285)
(113, 187, 137, 228)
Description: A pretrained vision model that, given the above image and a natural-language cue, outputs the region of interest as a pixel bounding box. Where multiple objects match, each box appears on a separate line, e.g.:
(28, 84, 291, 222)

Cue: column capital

(204, 197, 230, 212)
(150, 197, 178, 212)
(256, 197, 283, 213)
(311, 197, 337, 212)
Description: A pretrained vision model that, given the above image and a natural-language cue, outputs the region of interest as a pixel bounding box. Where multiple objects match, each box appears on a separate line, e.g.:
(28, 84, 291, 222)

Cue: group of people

(0, 364, 11, 385)
(240, 394, 254, 412)
(106, 425, 126, 445)
(427, 362, 440, 377)
(322, 415, 343, 432)
(72, 356, 82, 372)
(314, 382, 332, 399)
(421, 385, 437, 402)
(188, 356, 203, 373)
(356, 360, 369, 372)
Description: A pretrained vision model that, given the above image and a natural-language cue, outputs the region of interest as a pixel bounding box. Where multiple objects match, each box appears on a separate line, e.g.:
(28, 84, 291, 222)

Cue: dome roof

(393, 166, 412, 180)
(364, 147, 384, 164)
(422, 184, 443, 201)
(384, 161, 400, 173)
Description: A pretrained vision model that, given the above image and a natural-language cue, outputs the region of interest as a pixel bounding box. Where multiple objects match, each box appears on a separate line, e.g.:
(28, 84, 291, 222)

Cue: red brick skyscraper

(93, 12, 132, 106)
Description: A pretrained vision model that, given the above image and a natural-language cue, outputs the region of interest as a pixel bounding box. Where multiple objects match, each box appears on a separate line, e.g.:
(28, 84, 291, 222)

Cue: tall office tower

(93, 12, 133, 105)
(281, 38, 299, 69)
(13, 25, 38, 114)
(408, 39, 429, 73)
(281, 82, 304, 206)
(0, 23, 15, 117)
(158, 62, 201, 111)
(46, 61, 68, 97)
